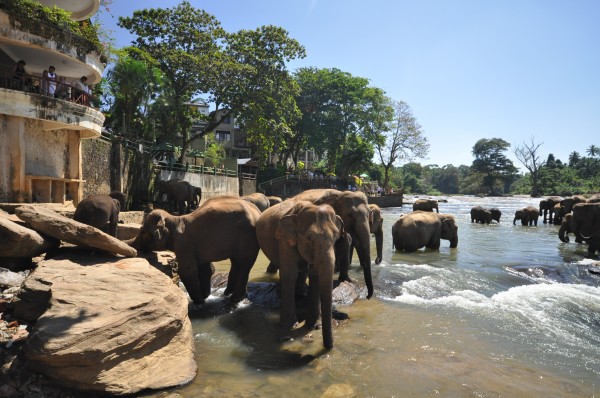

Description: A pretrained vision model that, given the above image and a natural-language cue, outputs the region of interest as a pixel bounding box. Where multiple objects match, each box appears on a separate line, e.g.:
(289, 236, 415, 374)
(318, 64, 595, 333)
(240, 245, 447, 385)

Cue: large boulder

(0, 216, 59, 258)
(116, 222, 141, 241)
(15, 205, 136, 257)
(14, 255, 196, 395)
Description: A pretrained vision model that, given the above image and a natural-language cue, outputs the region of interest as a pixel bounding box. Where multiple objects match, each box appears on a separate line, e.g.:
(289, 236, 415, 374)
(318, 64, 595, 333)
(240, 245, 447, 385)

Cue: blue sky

(97, 1, 600, 170)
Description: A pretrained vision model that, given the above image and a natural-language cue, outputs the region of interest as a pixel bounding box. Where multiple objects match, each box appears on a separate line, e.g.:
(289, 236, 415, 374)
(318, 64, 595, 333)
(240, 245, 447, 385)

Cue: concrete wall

(158, 170, 239, 204)
(81, 137, 111, 196)
(240, 178, 256, 196)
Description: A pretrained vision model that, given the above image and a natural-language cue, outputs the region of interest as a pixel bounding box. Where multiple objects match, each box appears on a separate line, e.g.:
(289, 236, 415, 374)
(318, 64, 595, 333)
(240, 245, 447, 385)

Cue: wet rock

(0, 216, 59, 258)
(15, 205, 136, 257)
(332, 281, 360, 305)
(321, 383, 355, 397)
(16, 255, 196, 395)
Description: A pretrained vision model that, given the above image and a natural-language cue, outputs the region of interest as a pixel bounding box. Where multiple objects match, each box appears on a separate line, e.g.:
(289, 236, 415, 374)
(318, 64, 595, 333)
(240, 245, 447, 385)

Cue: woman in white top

(43, 66, 57, 96)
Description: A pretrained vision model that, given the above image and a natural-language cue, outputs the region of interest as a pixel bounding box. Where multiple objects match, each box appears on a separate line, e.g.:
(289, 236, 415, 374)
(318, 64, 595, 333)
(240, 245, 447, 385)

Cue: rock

(16, 255, 196, 395)
(0, 267, 28, 288)
(0, 209, 24, 224)
(332, 281, 360, 305)
(321, 383, 354, 398)
(116, 223, 141, 241)
(0, 217, 59, 258)
(15, 205, 136, 258)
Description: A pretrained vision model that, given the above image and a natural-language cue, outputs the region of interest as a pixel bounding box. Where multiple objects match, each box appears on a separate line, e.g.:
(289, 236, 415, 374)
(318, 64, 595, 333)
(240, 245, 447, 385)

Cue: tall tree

(587, 145, 599, 158)
(514, 137, 545, 197)
(118, 2, 305, 162)
(471, 138, 518, 195)
(372, 100, 429, 191)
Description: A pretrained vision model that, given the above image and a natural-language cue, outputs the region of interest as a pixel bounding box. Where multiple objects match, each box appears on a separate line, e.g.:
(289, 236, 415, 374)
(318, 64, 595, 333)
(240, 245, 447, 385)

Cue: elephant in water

(242, 192, 271, 212)
(513, 206, 539, 226)
(256, 199, 349, 349)
(392, 211, 458, 253)
(412, 199, 439, 213)
(539, 196, 562, 224)
(470, 206, 501, 224)
(130, 196, 261, 304)
(570, 203, 600, 256)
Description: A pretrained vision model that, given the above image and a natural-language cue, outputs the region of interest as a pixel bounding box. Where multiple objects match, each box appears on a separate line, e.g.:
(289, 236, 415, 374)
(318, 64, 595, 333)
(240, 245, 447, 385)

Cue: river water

(149, 196, 600, 397)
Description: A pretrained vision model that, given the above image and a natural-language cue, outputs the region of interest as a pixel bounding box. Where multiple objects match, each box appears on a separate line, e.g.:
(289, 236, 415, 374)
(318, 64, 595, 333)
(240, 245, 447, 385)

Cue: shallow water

(147, 196, 600, 397)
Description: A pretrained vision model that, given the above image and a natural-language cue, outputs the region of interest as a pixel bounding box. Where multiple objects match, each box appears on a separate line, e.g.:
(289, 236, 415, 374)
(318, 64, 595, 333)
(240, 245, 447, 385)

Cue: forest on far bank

(382, 140, 600, 197)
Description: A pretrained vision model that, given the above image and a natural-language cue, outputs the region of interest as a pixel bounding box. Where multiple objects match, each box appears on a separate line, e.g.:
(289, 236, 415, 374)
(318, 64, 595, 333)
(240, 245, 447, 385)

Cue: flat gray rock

(15, 205, 136, 257)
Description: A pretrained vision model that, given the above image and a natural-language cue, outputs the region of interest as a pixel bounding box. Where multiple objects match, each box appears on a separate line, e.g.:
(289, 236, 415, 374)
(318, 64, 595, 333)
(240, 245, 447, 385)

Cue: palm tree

(587, 145, 599, 158)
(568, 151, 581, 167)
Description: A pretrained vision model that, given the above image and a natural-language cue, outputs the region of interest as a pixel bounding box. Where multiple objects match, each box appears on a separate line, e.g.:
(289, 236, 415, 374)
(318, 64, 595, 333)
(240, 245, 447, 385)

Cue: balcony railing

(0, 68, 94, 107)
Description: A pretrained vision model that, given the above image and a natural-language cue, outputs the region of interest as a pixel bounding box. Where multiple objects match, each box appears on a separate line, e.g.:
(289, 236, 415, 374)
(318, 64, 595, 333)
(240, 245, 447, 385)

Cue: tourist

(12, 60, 32, 91)
(42, 66, 58, 97)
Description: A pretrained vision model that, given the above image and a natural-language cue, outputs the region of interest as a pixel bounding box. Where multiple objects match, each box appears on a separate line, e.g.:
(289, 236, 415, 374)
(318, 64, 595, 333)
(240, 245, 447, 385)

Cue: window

(223, 115, 231, 124)
(215, 130, 230, 142)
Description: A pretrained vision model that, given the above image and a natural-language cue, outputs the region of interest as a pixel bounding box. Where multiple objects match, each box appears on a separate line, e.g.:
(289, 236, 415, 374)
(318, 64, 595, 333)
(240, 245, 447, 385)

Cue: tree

(104, 56, 163, 141)
(118, 2, 305, 163)
(568, 151, 581, 167)
(587, 145, 599, 158)
(514, 137, 545, 197)
(471, 138, 518, 195)
(372, 100, 429, 191)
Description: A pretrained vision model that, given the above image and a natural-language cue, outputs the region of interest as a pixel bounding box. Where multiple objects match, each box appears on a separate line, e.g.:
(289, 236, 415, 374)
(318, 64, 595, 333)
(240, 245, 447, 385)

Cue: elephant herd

(71, 189, 600, 350)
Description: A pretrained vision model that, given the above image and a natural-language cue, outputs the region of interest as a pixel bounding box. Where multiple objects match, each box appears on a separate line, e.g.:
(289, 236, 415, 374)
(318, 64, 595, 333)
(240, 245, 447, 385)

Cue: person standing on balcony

(75, 76, 93, 105)
(12, 60, 31, 91)
(42, 66, 57, 97)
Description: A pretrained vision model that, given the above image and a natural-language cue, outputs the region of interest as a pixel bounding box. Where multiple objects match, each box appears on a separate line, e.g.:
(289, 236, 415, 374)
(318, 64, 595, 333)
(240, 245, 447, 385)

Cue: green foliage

(471, 138, 518, 195)
(1, 0, 106, 58)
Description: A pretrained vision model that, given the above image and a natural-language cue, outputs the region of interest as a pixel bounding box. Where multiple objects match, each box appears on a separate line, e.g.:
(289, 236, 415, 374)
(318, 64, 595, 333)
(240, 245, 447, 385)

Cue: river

(147, 195, 600, 397)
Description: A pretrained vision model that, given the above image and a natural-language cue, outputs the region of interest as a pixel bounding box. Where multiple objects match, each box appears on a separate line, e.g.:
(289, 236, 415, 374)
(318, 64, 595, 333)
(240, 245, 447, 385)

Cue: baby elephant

(470, 206, 502, 224)
(73, 192, 123, 237)
(513, 206, 539, 226)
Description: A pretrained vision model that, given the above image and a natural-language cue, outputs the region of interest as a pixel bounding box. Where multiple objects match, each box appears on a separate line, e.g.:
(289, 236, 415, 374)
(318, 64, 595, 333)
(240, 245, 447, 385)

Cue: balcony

(0, 68, 104, 137)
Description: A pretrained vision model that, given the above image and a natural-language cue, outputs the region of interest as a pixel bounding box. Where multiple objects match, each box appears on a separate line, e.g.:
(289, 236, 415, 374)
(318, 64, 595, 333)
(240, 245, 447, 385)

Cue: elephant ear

(276, 215, 298, 247)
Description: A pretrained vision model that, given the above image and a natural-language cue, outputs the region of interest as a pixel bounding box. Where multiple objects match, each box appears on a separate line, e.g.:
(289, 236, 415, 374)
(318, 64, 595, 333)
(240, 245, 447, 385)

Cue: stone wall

(239, 178, 256, 196)
(81, 138, 111, 196)
(157, 170, 239, 204)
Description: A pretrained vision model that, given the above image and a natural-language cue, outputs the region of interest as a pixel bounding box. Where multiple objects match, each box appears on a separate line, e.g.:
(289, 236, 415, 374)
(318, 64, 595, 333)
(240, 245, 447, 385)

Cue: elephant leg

(335, 233, 352, 282)
(304, 266, 320, 330)
(227, 259, 252, 303)
(224, 262, 238, 297)
(279, 261, 299, 328)
(108, 210, 118, 237)
(197, 262, 214, 300)
(266, 261, 279, 273)
(177, 253, 204, 304)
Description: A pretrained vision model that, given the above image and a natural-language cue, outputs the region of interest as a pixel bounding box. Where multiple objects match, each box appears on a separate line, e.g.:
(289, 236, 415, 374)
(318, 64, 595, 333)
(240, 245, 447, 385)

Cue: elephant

(73, 193, 122, 237)
(155, 179, 197, 214)
(412, 199, 439, 213)
(513, 206, 539, 226)
(347, 204, 383, 265)
(256, 200, 349, 349)
(470, 206, 502, 224)
(539, 196, 562, 224)
(558, 213, 584, 244)
(267, 196, 283, 207)
(560, 195, 587, 217)
(570, 203, 600, 256)
(130, 196, 261, 304)
(391, 211, 458, 253)
(242, 192, 270, 212)
(287, 189, 374, 298)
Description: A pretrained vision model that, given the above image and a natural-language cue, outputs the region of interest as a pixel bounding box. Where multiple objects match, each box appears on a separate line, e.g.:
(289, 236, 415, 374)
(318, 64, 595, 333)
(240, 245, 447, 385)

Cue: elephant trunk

(125, 233, 140, 250)
(449, 235, 458, 248)
(353, 228, 374, 299)
(558, 222, 570, 243)
(374, 229, 383, 265)
(320, 255, 334, 350)
(513, 217, 517, 225)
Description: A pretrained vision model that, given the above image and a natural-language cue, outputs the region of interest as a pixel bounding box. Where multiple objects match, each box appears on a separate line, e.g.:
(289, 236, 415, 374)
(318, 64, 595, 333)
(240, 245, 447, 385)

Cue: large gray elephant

(256, 200, 348, 349)
(412, 199, 439, 213)
(513, 206, 539, 226)
(559, 195, 587, 219)
(392, 211, 458, 252)
(242, 192, 270, 212)
(348, 204, 383, 265)
(289, 189, 374, 298)
(73, 193, 122, 237)
(570, 203, 600, 256)
(539, 196, 562, 224)
(155, 179, 198, 214)
(130, 196, 261, 304)
(470, 206, 501, 224)
(558, 213, 584, 244)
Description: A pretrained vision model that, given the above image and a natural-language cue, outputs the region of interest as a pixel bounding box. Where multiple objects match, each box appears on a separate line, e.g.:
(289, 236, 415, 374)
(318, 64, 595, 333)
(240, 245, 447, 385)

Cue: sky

(97, 0, 600, 170)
